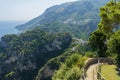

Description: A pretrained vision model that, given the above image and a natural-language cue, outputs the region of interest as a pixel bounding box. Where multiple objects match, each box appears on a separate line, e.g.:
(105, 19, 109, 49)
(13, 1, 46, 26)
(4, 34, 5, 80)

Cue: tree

(98, 1, 120, 34)
(107, 30, 120, 67)
(89, 30, 107, 57)
(88, 0, 120, 67)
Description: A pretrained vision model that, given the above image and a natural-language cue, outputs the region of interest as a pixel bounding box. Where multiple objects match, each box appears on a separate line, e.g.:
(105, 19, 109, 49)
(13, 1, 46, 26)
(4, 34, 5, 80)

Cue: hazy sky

(0, 0, 77, 21)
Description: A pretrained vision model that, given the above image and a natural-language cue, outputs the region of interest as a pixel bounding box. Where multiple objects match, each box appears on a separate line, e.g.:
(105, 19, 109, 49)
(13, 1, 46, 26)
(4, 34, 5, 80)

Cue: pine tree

(98, 1, 120, 34)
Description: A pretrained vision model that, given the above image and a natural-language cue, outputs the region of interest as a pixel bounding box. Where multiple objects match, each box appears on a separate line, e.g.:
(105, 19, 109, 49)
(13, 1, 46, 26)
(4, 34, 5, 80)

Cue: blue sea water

(0, 21, 24, 38)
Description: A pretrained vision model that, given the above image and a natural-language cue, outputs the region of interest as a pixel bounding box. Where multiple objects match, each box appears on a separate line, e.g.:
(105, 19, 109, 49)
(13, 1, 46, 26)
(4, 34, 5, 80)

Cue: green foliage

(89, 30, 107, 57)
(107, 30, 120, 67)
(52, 53, 85, 80)
(85, 52, 96, 58)
(87, 0, 120, 68)
(88, 0, 120, 58)
(35, 39, 89, 80)
(53, 66, 82, 80)
(98, 1, 120, 34)
(107, 30, 120, 54)
(0, 29, 72, 80)
(88, 0, 120, 67)
(65, 53, 84, 68)
(66, 67, 82, 80)
(5, 71, 15, 78)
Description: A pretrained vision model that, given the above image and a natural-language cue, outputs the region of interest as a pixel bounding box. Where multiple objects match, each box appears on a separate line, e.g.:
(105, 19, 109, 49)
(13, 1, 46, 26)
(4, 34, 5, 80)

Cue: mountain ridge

(16, 0, 109, 40)
(0, 0, 112, 80)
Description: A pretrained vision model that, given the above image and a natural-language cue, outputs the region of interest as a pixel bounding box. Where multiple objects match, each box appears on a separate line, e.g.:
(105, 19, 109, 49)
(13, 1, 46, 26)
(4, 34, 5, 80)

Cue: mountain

(16, 0, 109, 40)
(0, 0, 111, 80)
(0, 29, 72, 80)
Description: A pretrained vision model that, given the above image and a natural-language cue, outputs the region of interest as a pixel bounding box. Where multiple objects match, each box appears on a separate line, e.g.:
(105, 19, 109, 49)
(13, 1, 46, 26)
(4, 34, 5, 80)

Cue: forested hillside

(0, 29, 72, 80)
(1, 0, 120, 80)
(16, 0, 109, 40)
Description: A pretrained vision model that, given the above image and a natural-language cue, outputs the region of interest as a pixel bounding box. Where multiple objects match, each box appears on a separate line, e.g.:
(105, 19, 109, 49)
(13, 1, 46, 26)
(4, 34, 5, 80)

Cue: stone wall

(84, 58, 114, 70)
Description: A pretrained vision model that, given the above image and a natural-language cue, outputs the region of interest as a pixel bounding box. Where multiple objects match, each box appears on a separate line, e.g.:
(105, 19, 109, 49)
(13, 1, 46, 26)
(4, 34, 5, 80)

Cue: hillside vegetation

(0, 29, 72, 80)
(0, 0, 120, 80)
(16, 0, 109, 40)
(35, 38, 89, 80)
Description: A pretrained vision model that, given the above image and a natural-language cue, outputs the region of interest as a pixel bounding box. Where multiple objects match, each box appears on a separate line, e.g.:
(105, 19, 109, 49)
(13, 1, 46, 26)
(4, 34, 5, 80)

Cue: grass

(101, 64, 120, 80)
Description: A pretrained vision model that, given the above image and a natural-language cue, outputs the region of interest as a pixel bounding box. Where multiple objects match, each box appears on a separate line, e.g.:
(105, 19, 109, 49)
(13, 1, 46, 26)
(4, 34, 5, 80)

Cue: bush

(66, 67, 82, 80)
(85, 52, 96, 58)
(52, 53, 85, 80)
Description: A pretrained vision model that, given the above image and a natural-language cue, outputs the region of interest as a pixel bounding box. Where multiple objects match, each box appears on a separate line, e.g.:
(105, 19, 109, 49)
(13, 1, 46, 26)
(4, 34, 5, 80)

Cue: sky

(0, 0, 77, 21)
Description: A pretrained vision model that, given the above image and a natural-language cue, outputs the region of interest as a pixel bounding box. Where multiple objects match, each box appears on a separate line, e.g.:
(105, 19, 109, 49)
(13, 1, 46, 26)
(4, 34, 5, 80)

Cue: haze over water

(0, 21, 24, 38)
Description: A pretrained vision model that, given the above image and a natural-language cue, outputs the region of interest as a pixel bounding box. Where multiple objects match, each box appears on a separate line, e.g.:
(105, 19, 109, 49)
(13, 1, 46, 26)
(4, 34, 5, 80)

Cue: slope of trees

(16, 0, 110, 40)
(0, 29, 72, 80)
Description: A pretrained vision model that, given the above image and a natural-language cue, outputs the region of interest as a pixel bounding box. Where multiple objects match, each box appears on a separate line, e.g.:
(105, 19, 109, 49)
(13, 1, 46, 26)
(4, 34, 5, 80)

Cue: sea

(0, 21, 24, 38)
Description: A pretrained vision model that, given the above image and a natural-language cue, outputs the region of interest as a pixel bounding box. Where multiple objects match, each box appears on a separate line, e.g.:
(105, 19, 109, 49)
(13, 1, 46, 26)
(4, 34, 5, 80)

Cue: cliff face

(0, 29, 72, 80)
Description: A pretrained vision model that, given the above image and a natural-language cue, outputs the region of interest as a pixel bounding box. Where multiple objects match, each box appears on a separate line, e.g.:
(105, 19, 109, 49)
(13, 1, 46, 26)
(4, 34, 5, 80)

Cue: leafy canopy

(89, 30, 107, 57)
(107, 30, 120, 67)
(98, 1, 120, 34)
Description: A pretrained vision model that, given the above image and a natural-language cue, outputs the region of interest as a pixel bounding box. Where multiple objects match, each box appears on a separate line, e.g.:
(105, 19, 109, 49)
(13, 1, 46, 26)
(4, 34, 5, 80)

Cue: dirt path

(85, 64, 98, 80)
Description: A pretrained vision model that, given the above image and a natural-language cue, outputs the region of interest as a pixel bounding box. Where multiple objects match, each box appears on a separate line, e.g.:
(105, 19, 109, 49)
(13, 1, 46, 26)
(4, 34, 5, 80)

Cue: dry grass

(101, 64, 120, 80)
